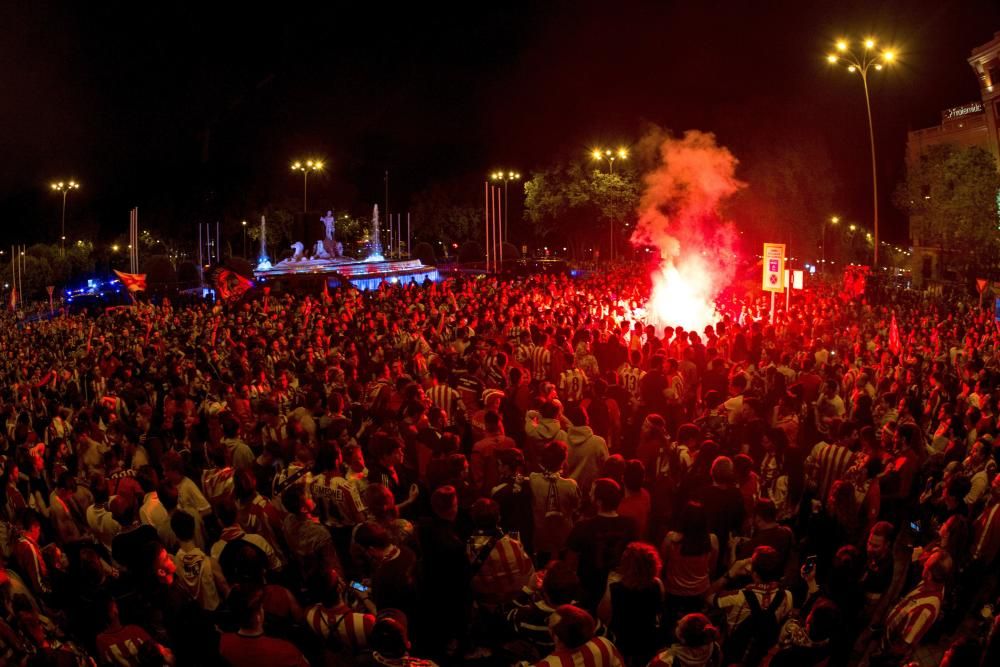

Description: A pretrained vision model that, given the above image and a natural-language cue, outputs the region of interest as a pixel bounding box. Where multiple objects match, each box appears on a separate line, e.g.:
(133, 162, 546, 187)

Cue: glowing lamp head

(864, 39, 875, 49)
(882, 50, 895, 62)
(291, 161, 301, 171)
(314, 161, 324, 170)
(849, 224, 857, 231)
(875, 64, 883, 71)
(591, 149, 603, 160)
(847, 65, 857, 73)
(836, 40, 848, 51)
(827, 54, 838, 63)
(831, 216, 840, 224)
(617, 148, 628, 159)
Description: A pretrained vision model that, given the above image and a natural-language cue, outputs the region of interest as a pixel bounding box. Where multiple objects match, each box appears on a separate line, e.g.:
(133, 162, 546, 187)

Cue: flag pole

(484, 182, 490, 273)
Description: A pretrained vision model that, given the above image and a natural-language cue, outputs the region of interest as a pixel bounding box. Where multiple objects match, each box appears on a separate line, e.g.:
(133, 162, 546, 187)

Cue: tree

(3, 242, 97, 300)
(896, 144, 1000, 259)
(727, 133, 837, 258)
(523, 161, 640, 257)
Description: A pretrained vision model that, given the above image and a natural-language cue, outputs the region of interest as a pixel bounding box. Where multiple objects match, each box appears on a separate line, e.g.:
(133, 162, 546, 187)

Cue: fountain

(366, 204, 385, 262)
(256, 215, 272, 270)
(253, 205, 438, 290)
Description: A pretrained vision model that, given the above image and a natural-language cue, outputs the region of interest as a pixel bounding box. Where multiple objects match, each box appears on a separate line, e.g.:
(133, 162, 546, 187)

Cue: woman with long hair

(598, 541, 664, 665)
(648, 612, 722, 667)
(661, 501, 718, 636)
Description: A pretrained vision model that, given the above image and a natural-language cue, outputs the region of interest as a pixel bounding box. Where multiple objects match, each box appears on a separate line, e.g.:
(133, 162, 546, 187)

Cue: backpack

(724, 588, 785, 667)
(544, 477, 564, 521)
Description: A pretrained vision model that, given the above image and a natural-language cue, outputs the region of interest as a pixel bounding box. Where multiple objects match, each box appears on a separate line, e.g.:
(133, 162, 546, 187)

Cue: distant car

(65, 280, 131, 314)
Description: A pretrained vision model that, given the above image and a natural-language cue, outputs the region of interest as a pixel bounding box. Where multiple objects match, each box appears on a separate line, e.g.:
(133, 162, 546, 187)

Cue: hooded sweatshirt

(566, 425, 608, 494)
(524, 410, 567, 444)
(174, 545, 221, 611)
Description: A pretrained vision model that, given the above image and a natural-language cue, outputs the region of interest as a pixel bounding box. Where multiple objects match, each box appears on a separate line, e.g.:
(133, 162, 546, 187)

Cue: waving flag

(212, 268, 254, 300)
(113, 270, 147, 293)
(889, 313, 901, 356)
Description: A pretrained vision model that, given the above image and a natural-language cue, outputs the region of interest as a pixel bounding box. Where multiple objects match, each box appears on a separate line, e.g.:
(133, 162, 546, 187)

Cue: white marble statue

(313, 239, 331, 259)
(321, 211, 335, 241)
(291, 241, 305, 260)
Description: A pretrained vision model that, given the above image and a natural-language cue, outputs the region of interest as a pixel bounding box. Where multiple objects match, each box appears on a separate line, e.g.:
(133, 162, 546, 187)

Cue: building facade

(905, 30, 1000, 286)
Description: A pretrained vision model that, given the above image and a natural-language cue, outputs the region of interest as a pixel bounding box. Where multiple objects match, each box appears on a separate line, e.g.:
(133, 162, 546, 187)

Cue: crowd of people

(0, 265, 998, 667)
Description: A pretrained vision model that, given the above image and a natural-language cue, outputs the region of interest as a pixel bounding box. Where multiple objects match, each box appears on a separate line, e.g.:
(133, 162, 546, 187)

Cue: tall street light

(823, 215, 840, 272)
(490, 170, 521, 242)
(590, 147, 628, 174)
(290, 159, 324, 212)
(590, 147, 629, 261)
(826, 38, 896, 268)
(241, 220, 247, 258)
(50, 180, 81, 257)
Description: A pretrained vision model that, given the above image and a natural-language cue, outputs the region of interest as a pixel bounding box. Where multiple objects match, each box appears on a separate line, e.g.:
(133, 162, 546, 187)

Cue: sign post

(977, 278, 988, 308)
(762, 243, 786, 322)
(46, 285, 54, 315)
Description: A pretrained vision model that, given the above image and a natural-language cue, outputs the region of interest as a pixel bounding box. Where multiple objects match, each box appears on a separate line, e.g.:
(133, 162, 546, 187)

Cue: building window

(988, 60, 1000, 88)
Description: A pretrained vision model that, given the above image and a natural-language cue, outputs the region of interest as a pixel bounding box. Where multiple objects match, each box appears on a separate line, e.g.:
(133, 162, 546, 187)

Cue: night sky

(3, 0, 1000, 248)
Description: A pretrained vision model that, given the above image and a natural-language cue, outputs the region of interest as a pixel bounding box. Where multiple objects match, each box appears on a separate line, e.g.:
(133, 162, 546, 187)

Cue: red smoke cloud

(631, 130, 744, 332)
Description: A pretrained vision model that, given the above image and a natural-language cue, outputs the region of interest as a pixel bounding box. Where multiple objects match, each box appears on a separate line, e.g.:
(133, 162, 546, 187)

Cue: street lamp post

(290, 159, 324, 213)
(823, 215, 840, 273)
(241, 220, 247, 258)
(490, 170, 521, 242)
(826, 39, 895, 268)
(590, 147, 628, 261)
(591, 147, 628, 174)
(50, 180, 80, 257)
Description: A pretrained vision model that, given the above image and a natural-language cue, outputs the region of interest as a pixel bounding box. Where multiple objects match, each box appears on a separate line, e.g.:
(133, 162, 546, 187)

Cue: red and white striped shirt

(559, 368, 588, 404)
(617, 364, 645, 400)
(470, 534, 535, 603)
(532, 346, 552, 382)
(305, 603, 374, 652)
(531, 636, 625, 667)
(807, 442, 855, 503)
(885, 582, 943, 648)
(428, 384, 463, 425)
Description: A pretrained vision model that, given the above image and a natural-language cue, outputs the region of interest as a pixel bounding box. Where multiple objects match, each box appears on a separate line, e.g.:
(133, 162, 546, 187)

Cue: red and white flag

(113, 270, 147, 293)
(889, 313, 901, 356)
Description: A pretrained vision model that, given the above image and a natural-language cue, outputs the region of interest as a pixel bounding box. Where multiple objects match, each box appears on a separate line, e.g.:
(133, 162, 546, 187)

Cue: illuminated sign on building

(942, 101, 984, 121)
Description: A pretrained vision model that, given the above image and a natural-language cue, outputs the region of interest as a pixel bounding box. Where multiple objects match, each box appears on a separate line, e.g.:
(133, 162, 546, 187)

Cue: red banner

(213, 268, 254, 300)
(113, 270, 147, 293)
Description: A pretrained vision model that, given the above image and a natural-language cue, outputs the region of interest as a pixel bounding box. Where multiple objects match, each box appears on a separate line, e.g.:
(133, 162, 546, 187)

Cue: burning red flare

(647, 254, 720, 333)
(631, 130, 743, 332)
